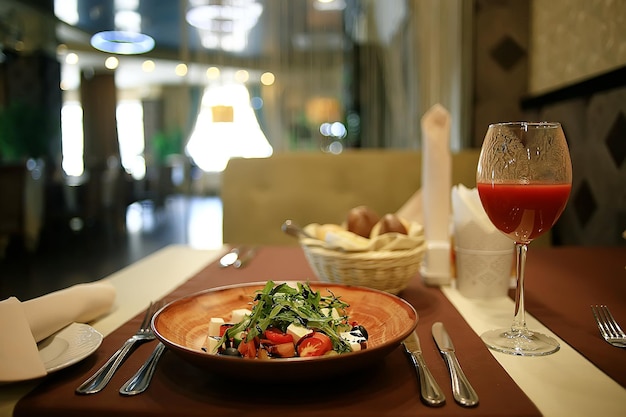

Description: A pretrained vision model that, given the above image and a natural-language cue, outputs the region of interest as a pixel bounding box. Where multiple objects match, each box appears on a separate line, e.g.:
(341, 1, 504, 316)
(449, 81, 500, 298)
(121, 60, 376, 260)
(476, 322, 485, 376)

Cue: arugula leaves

(216, 281, 353, 354)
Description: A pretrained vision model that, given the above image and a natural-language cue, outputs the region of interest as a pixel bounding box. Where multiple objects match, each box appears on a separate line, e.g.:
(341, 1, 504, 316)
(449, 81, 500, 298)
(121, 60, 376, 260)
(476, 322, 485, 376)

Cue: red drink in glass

(477, 183, 571, 243)
(476, 122, 572, 356)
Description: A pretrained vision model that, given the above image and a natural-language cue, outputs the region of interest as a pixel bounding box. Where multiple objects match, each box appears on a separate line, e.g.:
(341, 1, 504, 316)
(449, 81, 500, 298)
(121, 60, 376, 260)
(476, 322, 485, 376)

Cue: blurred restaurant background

(0, 0, 625, 273)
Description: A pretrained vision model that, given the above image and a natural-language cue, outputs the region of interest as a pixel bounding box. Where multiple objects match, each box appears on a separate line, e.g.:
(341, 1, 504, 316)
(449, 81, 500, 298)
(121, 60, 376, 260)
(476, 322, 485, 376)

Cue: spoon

(219, 247, 240, 267)
(281, 220, 315, 240)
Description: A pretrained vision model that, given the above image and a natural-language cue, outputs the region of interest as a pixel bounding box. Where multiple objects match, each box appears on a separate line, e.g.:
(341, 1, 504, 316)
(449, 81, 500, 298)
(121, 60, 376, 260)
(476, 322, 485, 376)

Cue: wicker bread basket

(301, 242, 425, 295)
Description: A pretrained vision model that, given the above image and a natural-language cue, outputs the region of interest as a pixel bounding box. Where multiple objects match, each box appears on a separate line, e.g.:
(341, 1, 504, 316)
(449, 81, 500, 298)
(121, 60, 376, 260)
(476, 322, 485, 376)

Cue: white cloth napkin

(451, 184, 513, 251)
(0, 281, 116, 383)
(0, 297, 46, 382)
(420, 104, 452, 284)
(395, 189, 423, 225)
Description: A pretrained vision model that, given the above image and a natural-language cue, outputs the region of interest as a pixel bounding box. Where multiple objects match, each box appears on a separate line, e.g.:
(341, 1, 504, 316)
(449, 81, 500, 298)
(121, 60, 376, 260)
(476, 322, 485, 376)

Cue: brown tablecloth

(522, 246, 626, 388)
(15, 246, 541, 417)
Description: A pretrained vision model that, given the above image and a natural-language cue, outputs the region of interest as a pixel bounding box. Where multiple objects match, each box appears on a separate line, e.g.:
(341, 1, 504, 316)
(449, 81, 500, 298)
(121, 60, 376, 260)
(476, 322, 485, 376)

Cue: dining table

(1, 244, 625, 416)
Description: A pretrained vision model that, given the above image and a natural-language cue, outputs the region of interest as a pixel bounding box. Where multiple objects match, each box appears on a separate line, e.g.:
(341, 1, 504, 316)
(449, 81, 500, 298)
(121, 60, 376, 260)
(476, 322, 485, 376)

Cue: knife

(402, 331, 446, 406)
(119, 342, 166, 396)
(432, 322, 479, 407)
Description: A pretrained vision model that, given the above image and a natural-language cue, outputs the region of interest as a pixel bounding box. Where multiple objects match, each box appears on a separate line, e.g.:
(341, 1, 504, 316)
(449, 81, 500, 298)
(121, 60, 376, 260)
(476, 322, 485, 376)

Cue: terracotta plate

(152, 281, 418, 380)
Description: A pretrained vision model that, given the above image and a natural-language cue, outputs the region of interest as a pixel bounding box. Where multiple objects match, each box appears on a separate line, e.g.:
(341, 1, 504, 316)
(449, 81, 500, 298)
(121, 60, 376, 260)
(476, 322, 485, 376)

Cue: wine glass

(476, 122, 572, 356)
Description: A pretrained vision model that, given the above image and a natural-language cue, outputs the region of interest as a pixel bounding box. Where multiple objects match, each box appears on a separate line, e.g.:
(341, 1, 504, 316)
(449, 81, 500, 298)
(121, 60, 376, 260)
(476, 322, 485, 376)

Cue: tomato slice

(267, 342, 296, 358)
(238, 339, 257, 359)
(309, 331, 332, 351)
(297, 338, 323, 357)
(219, 324, 233, 337)
(264, 327, 294, 344)
(297, 332, 332, 357)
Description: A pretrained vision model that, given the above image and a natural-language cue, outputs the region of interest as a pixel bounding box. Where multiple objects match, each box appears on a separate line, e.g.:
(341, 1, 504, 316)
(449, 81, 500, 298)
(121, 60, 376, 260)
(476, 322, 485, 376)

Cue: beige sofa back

(221, 149, 482, 246)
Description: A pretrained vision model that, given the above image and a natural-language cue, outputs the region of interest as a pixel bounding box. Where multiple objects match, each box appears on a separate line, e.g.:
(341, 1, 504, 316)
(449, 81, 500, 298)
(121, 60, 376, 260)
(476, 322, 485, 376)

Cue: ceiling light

(142, 60, 155, 72)
(114, 10, 142, 33)
(260, 72, 275, 86)
(235, 69, 249, 83)
(65, 53, 79, 65)
(105, 56, 119, 69)
(175, 63, 188, 77)
(115, 0, 139, 10)
(206, 66, 221, 79)
(90, 31, 155, 55)
(314, 0, 346, 11)
(186, 2, 263, 31)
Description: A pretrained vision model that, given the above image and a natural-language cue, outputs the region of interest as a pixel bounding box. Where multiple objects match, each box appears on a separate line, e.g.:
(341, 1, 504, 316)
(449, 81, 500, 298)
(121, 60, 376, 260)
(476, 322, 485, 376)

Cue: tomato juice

(476, 183, 571, 243)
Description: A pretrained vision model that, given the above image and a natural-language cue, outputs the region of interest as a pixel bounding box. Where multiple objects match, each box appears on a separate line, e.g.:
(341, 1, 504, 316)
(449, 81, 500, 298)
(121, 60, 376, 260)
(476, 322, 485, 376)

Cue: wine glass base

(481, 328, 560, 356)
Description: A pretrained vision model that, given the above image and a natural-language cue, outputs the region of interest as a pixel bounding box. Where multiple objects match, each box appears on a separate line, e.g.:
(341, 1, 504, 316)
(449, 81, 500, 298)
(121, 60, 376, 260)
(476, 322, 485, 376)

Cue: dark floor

(0, 195, 223, 301)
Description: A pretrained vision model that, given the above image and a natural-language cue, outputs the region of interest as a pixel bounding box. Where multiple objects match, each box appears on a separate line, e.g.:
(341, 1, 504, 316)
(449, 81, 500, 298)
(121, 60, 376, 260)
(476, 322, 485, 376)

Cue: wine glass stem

(511, 242, 528, 334)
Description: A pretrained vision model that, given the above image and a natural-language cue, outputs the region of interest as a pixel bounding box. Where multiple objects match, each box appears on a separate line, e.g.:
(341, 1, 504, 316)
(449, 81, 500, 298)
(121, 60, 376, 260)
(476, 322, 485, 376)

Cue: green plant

(151, 127, 183, 165)
(0, 101, 54, 162)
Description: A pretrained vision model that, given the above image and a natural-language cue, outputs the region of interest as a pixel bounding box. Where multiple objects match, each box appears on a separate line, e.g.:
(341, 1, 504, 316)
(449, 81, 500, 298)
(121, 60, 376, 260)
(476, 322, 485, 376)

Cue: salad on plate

(202, 281, 369, 359)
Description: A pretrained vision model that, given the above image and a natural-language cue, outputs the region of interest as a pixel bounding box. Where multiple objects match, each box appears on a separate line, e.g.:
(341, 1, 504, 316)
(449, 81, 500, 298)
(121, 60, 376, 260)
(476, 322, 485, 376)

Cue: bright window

(61, 100, 146, 180)
(61, 101, 84, 177)
(116, 100, 146, 180)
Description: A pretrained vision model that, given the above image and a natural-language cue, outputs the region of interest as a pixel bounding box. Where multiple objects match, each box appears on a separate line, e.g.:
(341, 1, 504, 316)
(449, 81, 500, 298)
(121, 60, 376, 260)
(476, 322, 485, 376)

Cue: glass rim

(488, 121, 561, 129)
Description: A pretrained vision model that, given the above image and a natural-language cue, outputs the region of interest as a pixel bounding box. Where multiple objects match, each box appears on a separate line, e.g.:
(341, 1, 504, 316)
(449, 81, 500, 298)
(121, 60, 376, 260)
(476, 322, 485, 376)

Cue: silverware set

(591, 304, 626, 348)
(76, 300, 623, 398)
(402, 322, 479, 408)
(76, 301, 166, 396)
(400, 304, 625, 408)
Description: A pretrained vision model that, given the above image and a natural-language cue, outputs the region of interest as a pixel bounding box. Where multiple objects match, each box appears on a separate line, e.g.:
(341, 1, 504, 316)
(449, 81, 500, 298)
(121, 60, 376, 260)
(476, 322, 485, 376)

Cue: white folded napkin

(0, 297, 46, 382)
(0, 281, 116, 383)
(420, 104, 452, 284)
(23, 281, 116, 342)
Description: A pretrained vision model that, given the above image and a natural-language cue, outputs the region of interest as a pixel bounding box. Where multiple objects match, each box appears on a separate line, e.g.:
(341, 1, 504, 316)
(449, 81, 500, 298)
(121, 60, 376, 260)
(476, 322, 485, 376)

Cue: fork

(76, 301, 162, 394)
(591, 305, 626, 348)
(234, 246, 257, 268)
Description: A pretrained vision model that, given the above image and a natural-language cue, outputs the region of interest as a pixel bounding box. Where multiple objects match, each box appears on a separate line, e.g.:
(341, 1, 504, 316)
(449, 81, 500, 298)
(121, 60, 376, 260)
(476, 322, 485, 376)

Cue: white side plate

(39, 322, 103, 374)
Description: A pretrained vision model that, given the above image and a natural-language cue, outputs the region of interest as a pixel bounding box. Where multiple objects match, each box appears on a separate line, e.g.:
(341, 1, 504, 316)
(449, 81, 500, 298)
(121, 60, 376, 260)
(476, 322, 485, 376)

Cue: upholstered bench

(220, 149, 485, 246)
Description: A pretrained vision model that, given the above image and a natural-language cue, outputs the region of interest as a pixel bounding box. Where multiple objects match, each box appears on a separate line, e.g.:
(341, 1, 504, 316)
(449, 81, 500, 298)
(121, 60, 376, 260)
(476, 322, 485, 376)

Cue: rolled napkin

(420, 104, 452, 285)
(451, 184, 513, 251)
(0, 281, 116, 383)
(23, 281, 116, 342)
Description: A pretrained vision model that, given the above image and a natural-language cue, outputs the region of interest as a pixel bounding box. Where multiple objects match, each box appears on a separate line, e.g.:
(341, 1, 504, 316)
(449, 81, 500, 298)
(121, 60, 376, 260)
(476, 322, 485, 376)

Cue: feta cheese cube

(320, 307, 341, 319)
(230, 308, 251, 323)
(203, 336, 222, 354)
(286, 323, 313, 343)
(208, 317, 225, 337)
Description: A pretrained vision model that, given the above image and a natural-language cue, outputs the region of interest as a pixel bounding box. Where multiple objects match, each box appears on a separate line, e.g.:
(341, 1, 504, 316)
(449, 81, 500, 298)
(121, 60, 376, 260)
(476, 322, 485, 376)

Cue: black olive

(220, 347, 241, 357)
(352, 325, 369, 340)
